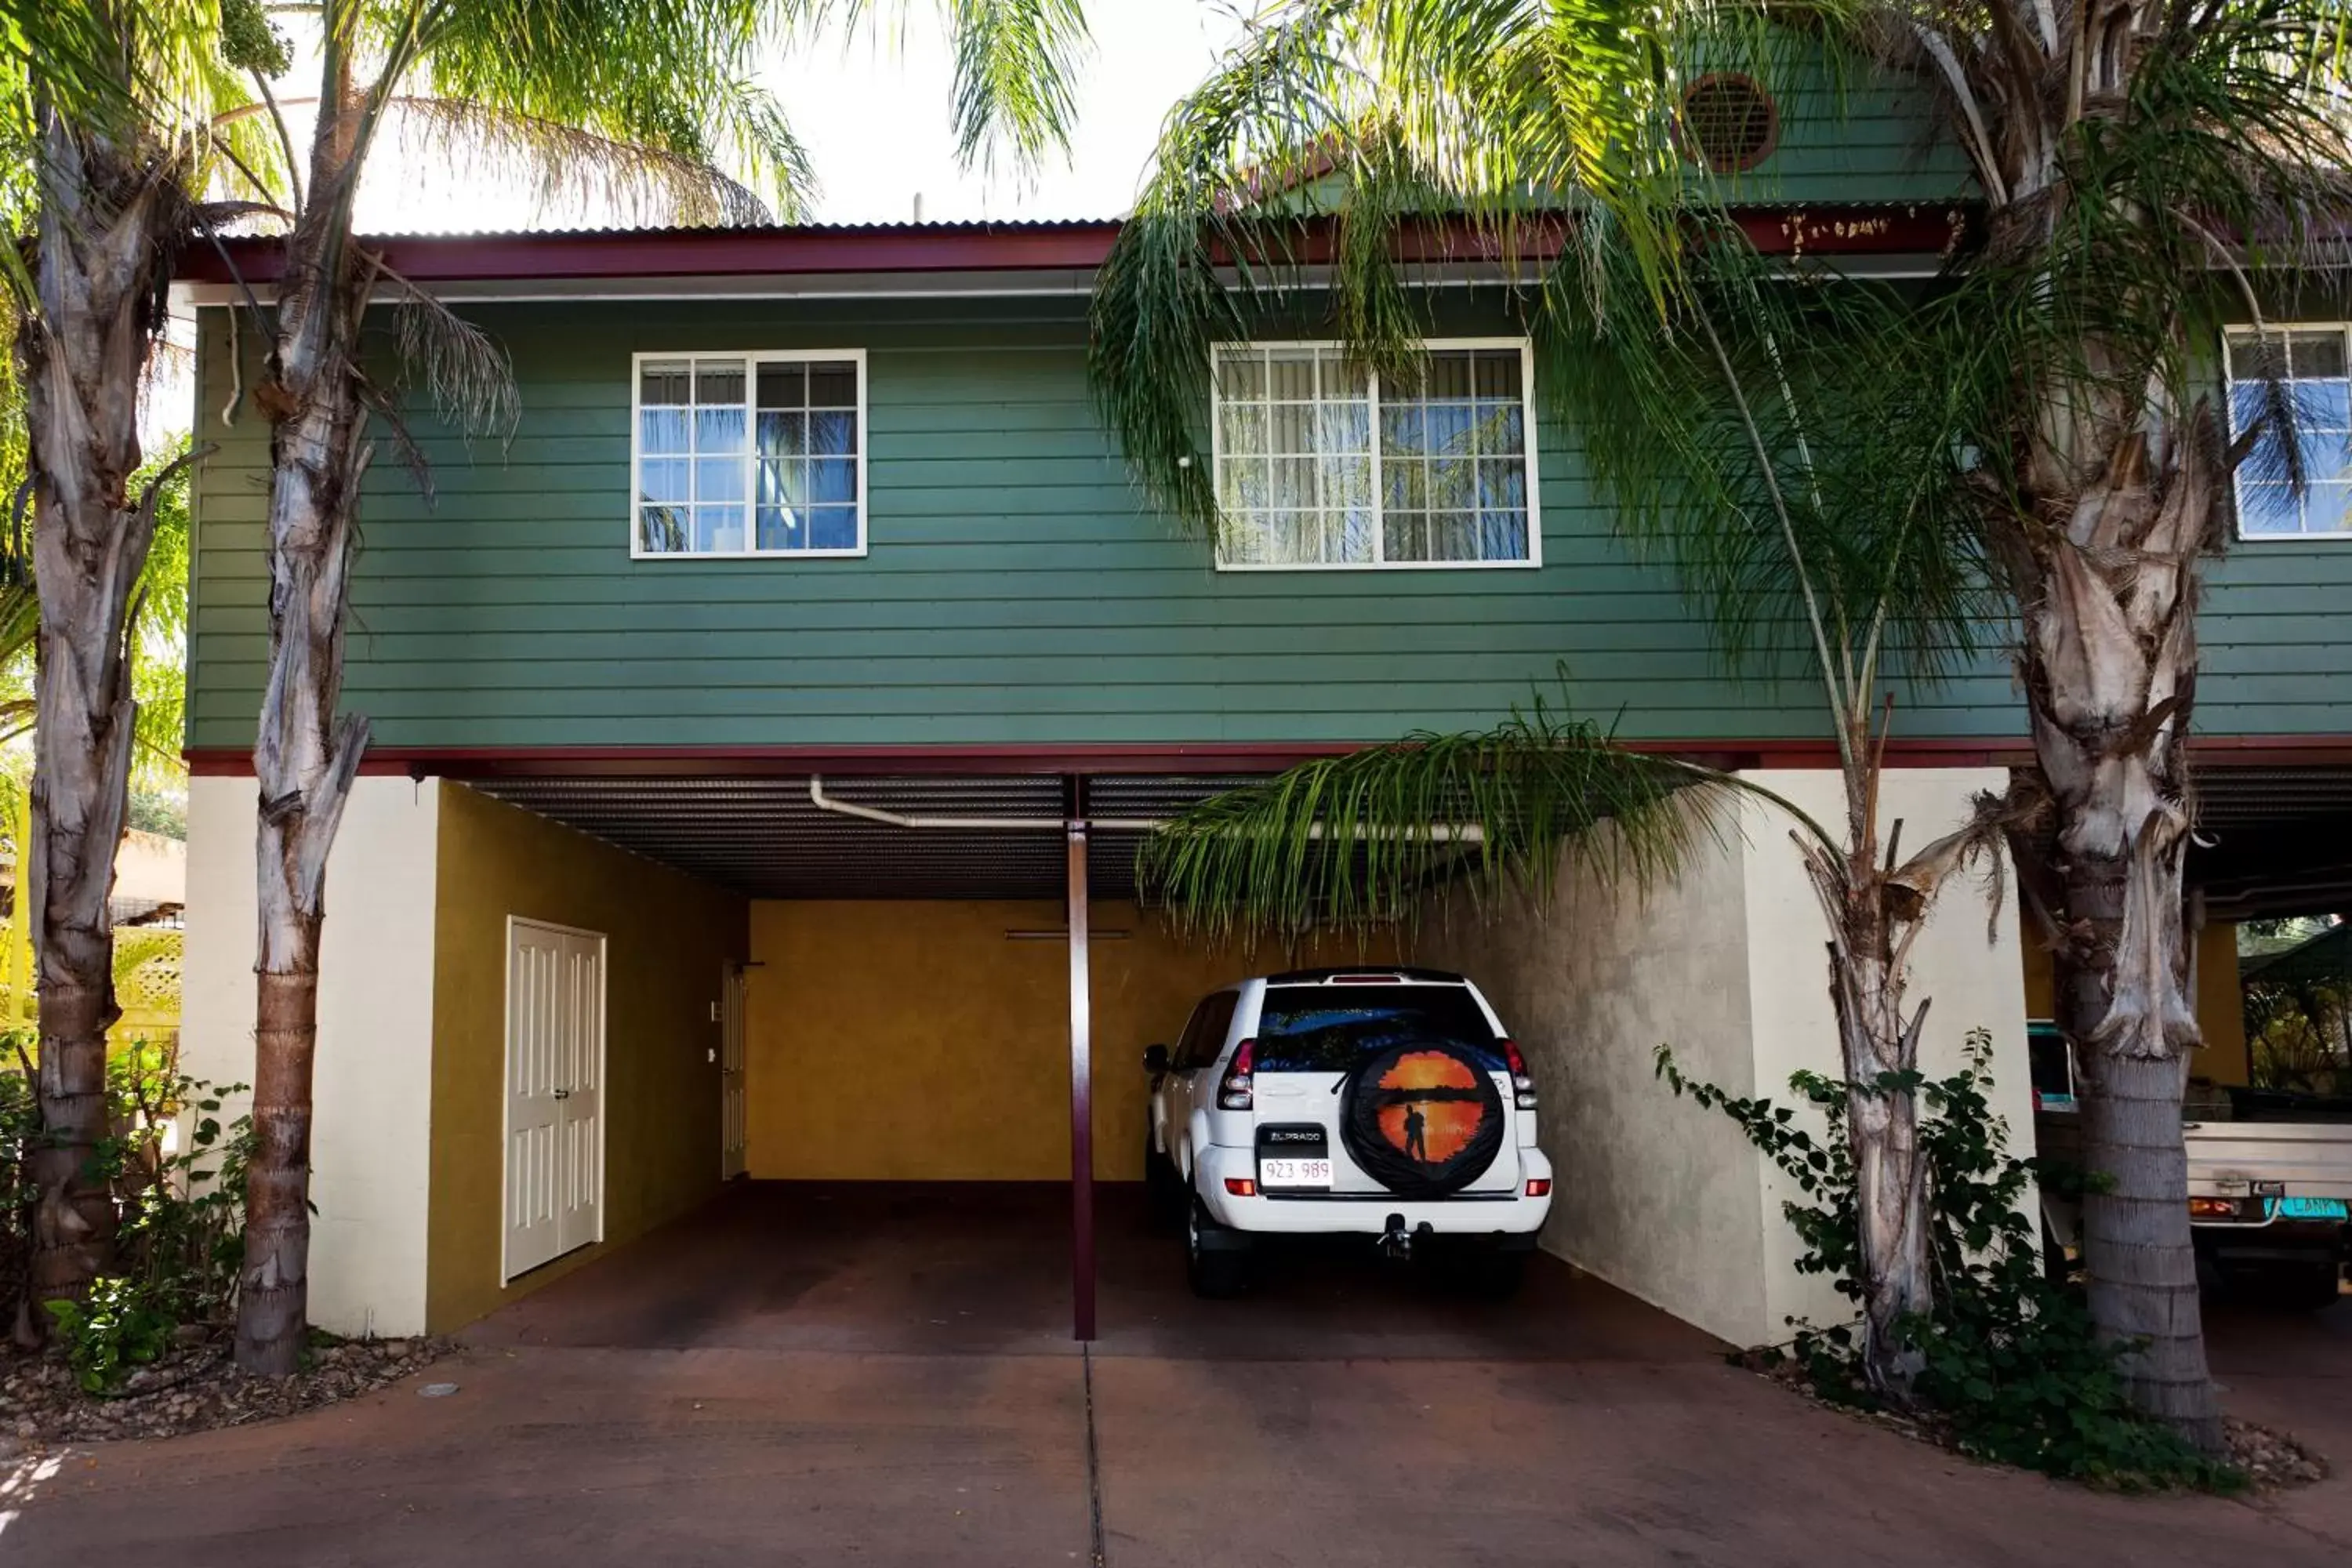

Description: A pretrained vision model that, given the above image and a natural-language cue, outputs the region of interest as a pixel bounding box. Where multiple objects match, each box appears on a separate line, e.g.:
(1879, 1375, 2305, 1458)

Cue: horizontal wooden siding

(184, 292, 2352, 752)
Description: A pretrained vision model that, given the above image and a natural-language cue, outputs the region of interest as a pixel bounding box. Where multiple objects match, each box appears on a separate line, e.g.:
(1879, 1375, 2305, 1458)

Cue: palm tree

(227, 0, 1089, 1374)
(1098, 157, 2016, 1399)
(2, 0, 260, 1313)
(1091, 1, 2350, 1444)
(1875, 0, 2352, 1449)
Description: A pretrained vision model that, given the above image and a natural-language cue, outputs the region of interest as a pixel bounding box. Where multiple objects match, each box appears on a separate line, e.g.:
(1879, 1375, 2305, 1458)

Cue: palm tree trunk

(232, 187, 372, 1376)
(2022, 412, 2223, 1450)
(16, 111, 187, 1312)
(1810, 845, 1933, 1396)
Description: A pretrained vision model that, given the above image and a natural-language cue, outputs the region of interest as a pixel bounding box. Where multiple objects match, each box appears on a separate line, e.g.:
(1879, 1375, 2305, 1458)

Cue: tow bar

(1378, 1214, 1435, 1261)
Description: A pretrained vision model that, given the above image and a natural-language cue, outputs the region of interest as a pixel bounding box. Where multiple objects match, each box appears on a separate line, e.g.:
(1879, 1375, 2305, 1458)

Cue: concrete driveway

(9, 1183, 2348, 1567)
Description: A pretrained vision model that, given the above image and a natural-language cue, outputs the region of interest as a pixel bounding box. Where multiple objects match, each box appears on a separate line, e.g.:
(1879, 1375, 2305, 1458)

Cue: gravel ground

(2224, 1416, 2332, 1490)
(1742, 1353, 2329, 1492)
(0, 1334, 446, 1447)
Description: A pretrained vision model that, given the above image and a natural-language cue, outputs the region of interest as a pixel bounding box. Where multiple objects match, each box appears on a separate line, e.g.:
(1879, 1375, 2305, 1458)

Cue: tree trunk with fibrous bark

(1896, 0, 2235, 1448)
(1788, 723, 2014, 1399)
(16, 107, 191, 1318)
(234, 88, 373, 1376)
(2013, 394, 2223, 1449)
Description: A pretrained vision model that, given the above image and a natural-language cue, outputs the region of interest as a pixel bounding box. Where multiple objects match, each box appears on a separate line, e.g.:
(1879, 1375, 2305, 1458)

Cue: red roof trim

(180, 732, 2352, 779)
(180, 733, 1994, 779)
(176, 204, 1976, 287)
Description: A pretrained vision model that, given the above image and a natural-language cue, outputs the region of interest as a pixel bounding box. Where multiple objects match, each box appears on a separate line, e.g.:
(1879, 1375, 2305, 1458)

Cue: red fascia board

(175, 204, 1976, 287)
(180, 733, 2019, 780)
(177, 222, 1127, 285)
(181, 731, 2352, 779)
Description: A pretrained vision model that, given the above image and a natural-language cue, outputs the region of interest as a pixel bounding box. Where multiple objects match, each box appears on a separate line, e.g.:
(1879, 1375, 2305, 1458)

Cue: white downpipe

(806, 775, 1160, 832)
(804, 775, 1483, 843)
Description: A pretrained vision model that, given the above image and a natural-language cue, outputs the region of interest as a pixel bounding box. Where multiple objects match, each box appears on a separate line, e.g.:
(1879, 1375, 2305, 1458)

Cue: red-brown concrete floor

(7, 1181, 2347, 1567)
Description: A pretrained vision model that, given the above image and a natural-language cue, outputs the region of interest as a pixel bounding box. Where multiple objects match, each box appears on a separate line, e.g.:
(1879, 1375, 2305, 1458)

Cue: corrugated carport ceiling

(2194, 765, 2352, 831)
(465, 774, 1266, 900)
(2190, 764, 2352, 920)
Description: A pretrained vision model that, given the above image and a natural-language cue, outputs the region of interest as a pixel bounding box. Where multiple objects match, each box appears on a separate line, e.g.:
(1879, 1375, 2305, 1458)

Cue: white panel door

(554, 932, 604, 1254)
(720, 964, 748, 1179)
(505, 920, 606, 1281)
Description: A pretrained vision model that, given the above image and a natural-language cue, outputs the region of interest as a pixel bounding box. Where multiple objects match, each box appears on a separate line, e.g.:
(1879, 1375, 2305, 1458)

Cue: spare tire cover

(1338, 1040, 1507, 1200)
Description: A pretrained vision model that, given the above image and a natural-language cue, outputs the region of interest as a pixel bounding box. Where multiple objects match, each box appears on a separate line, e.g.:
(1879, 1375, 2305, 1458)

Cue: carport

(2183, 760, 2352, 1099)
(465, 766, 1309, 1341)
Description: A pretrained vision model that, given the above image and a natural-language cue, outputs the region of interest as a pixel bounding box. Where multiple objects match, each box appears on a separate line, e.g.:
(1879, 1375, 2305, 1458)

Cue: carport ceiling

(2194, 766, 2352, 831)
(469, 761, 2352, 909)
(466, 773, 1263, 900)
(2191, 765, 2352, 921)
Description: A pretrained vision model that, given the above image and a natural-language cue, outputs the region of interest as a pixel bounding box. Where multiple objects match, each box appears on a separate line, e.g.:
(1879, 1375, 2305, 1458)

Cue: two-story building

(168, 65, 2352, 1350)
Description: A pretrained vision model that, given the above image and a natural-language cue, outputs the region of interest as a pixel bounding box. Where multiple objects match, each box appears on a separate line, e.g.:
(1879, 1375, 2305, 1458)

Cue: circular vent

(1678, 73, 1778, 174)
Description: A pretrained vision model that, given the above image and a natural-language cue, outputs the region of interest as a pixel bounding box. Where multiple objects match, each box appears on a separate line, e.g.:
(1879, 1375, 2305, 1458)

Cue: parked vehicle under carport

(1142, 967, 1553, 1299)
(2032, 1024, 2350, 1308)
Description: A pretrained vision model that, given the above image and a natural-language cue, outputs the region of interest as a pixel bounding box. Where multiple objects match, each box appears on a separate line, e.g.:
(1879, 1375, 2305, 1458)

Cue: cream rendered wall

(113, 828, 186, 905)
(1412, 767, 2032, 1348)
(181, 775, 441, 1338)
(1413, 822, 1773, 1346)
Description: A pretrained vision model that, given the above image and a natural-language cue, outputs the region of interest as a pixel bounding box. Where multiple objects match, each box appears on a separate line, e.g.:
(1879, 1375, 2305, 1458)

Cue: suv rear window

(1252, 985, 1498, 1073)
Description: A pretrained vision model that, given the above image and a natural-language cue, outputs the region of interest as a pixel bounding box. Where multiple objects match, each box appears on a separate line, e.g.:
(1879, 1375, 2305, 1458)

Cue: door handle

(553, 1088, 572, 1100)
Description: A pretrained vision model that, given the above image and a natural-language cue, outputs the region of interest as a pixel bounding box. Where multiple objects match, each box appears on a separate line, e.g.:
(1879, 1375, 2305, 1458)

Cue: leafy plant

(44, 1275, 174, 1394)
(100, 1040, 254, 1331)
(2, 1035, 251, 1379)
(1657, 1029, 2240, 1490)
(0, 1031, 39, 1319)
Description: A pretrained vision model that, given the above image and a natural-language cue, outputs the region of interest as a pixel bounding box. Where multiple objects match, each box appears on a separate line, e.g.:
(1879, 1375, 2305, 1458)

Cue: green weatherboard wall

(183, 292, 2352, 753)
(181, 293, 1938, 752)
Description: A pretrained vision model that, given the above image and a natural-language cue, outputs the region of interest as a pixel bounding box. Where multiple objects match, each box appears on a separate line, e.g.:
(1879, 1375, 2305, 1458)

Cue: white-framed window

(2224, 325, 2352, 541)
(630, 349, 866, 559)
(1210, 339, 1540, 569)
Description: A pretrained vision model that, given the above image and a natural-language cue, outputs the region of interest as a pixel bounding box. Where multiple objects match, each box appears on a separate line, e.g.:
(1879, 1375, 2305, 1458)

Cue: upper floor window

(2226, 326, 2352, 540)
(1211, 340, 1539, 568)
(633, 350, 866, 558)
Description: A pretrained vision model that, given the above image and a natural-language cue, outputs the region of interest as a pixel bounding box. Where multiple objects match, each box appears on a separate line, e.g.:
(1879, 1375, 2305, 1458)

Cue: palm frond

(388, 272, 519, 440)
(1142, 695, 1737, 945)
(940, 0, 1090, 174)
(380, 93, 802, 227)
(1087, 0, 1817, 541)
(1541, 221, 1999, 710)
(398, 0, 808, 231)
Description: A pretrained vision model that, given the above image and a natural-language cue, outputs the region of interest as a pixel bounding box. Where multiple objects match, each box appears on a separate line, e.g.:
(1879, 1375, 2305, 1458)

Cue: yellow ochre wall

(426, 783, 748, 1330)
(746, 900, 1393, 1181)
(2017, 914, 2248, 1084)
(2196, 921, 2251, 1086)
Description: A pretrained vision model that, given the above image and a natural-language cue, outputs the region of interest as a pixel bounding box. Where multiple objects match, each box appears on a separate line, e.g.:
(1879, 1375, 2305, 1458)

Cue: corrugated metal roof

(177, 202, 1978, 288)
(344, 216, 1125, 243)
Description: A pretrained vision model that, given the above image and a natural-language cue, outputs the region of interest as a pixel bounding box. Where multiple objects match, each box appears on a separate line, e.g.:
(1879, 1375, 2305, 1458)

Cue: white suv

(1142, 967, 1554, 1298)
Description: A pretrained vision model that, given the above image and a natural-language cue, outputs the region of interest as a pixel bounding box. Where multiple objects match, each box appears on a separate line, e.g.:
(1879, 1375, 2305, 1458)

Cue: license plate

(2270, 1196, 2350, 1221)
(1258, 1156, 1332, 1189)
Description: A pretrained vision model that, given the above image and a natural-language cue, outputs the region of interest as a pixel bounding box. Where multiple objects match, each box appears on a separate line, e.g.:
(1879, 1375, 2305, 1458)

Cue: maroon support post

(1066, 819, 1096, 1341)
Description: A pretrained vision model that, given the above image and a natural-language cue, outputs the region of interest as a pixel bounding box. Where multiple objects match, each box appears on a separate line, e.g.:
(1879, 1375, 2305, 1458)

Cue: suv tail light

(1503, 1039, 1538, 1110)
(1217, 1039, 1256, 1110)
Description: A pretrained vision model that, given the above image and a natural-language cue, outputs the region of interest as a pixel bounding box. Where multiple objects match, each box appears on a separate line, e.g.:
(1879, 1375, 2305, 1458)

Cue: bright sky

(151, 4, 1253, 443)
(760, 3, 1250, 225)
(354, 2, 1253, 232)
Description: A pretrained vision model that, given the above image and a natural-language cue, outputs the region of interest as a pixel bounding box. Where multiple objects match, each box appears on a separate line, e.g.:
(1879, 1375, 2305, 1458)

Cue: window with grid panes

(1211, 342, 1536, 567)
(633, 351, 864, 556)
(2225, 327, 2352, 539)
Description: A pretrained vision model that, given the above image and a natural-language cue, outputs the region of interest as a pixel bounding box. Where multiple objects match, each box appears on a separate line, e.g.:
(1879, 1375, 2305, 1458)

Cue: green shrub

(45, 1276, 175, 1393)
(104, 1043, 253, 1327)
(2, 1033, 252, 1381)
(1657, 1029, 2240, 1490)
